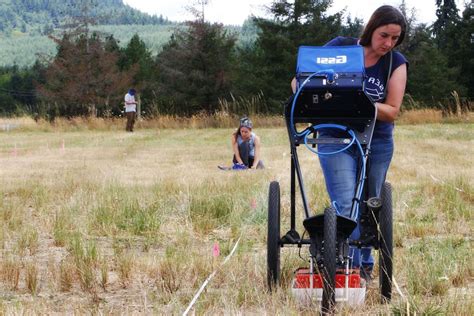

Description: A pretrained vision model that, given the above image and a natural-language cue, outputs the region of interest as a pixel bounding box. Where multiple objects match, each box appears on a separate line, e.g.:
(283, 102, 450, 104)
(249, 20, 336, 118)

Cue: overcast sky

(123, 0, 469, 26)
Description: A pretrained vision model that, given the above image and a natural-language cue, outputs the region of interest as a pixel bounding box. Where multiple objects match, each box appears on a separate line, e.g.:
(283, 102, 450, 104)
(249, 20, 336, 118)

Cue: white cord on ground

(392, 275, 411, 314)
(392, 276, 406, 300)
(182, 237, 241, 316)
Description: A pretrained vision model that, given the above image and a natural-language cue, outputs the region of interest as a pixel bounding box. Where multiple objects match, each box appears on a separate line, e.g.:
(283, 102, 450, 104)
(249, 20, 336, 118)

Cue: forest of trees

(0, 0, 170, 35)
(0, 0, 472, 119)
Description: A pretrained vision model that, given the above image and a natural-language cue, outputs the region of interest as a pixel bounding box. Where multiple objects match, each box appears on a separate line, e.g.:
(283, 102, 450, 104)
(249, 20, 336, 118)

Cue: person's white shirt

(124, 93, 136, 113)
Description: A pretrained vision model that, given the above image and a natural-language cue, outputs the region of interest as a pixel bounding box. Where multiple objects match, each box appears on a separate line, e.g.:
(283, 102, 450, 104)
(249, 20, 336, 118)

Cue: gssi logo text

(316, 56, 347, 64)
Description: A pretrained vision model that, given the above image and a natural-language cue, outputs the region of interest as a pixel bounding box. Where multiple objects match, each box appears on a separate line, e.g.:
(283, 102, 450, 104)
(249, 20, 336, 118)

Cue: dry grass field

(0, 116, 472, 314)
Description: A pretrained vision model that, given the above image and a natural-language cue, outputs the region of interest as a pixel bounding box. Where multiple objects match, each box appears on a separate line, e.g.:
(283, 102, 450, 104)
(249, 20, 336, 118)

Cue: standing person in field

(292, 5, 408, 281)
(229, 117, 264, 170)
(124, 88, 138, 132)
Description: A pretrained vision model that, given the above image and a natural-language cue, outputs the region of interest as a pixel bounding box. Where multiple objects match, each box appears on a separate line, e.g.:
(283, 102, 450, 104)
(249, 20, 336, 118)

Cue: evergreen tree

(119, 34, 154, 84)
(432, 0, 469, 98)
(8, 68, 36, 106)
(397, 0, 417, 54)
(156, 20, 236, 114)
(239, 0, 342, 111)
(451, 4, 474, 98)
(404, 24, 460, 105)
(0, 64, 43, 115)
(0, 67, 18, 115)
(432, 0, 461, 50)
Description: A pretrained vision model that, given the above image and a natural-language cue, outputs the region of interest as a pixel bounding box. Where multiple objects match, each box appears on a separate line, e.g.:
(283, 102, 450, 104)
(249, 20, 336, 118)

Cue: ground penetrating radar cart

(266, 45, 393, 313)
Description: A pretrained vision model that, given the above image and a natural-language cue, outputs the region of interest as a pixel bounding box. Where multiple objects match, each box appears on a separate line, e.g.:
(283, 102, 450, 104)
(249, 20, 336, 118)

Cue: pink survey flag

(60, 139, 65, 153)
(250, 198, 257, 209)
(212, 242, 220, 257)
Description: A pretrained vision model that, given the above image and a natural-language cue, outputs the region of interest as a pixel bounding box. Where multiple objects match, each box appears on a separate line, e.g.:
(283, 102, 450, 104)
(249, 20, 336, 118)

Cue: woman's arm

(375, 63, 407, 122)
(251, 135, 261, 169)
(291, 78, 297, 93)
(232, 133, 244, 164)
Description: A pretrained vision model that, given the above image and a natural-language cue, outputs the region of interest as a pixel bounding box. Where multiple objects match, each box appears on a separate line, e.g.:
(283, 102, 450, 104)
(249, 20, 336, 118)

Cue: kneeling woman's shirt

(237, 132, 256, 156)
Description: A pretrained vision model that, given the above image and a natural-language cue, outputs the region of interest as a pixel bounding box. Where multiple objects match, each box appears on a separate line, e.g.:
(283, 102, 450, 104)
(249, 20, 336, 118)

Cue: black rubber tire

(267, 181, 281, 290)
(321, 207, 337, 314)
(379, 182, 393, 303)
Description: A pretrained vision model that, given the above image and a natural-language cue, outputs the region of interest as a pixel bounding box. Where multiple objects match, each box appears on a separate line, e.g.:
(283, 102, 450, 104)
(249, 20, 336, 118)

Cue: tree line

(0, 0, 472, 119)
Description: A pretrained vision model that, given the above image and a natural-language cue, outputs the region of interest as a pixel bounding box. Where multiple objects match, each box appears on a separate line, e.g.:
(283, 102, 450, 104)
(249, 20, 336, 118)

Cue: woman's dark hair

(234, 117, 253, 140)
(359, 5, 407, 47)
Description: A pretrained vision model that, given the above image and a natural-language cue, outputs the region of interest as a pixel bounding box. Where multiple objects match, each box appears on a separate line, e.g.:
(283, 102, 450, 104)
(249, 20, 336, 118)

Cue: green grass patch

(0, 125, 471, 313)
(406, 237, 472, 296)
(90, 186, 162, 237)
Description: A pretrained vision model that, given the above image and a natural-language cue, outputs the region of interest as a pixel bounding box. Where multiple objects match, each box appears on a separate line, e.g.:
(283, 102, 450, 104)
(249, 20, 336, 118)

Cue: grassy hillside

(0, 24, 177, 66)
(0, 0, 178, 66)
(0, 119, 472, 313)
(0, 23, 249, 67)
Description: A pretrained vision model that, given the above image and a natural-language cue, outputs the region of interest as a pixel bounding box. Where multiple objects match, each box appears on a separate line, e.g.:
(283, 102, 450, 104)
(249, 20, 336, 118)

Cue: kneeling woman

(232, 117, 264, 169)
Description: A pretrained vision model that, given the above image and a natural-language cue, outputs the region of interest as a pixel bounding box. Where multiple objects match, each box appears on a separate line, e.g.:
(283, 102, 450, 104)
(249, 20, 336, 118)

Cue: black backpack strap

(387, 51, 393, 83)
(383, 51, 393, 98)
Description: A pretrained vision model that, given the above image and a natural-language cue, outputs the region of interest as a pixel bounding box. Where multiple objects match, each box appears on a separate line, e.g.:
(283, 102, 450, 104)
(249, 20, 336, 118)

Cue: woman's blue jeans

(318, 134, 393, 268)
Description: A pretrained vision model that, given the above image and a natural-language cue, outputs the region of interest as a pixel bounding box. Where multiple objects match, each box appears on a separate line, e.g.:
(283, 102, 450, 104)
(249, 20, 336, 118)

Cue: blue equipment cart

(266, 45, 393, 313)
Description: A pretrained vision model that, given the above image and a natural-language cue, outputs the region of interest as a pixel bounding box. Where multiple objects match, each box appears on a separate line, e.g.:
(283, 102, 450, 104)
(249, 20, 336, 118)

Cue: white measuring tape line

(182, 236, 241, 316)
(392, 276, 406, 300)
(392, 275, 411, 315)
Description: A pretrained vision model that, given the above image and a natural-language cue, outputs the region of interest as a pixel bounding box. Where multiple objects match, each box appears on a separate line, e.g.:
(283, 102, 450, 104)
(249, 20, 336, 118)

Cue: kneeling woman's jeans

(233, 141, 253, 167)
(318, 135, 394, 268)
(233, 141, 264, 169)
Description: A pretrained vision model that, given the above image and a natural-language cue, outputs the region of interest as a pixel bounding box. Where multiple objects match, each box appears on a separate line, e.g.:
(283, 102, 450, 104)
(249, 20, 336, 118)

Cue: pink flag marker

(212, 242, 220, 257)
(250, 198, 257, 209)
(60, 139, 65, 153)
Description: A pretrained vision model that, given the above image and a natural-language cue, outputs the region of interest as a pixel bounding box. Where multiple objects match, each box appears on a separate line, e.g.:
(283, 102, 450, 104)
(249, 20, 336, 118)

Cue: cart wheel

(379, 182, 393, 303)
(321, 206, 336, 313)
(267, 181, 281, 290)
